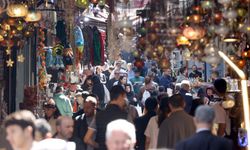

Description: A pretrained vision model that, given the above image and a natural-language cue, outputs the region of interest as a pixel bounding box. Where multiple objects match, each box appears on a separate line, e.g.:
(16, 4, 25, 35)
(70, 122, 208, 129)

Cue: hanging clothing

(100, 31, 106, 65)
(93, 26, 102, 66)
(46, 48, 54, 68)
(82, 26, 93, 65)
(56, 20, 67, 46)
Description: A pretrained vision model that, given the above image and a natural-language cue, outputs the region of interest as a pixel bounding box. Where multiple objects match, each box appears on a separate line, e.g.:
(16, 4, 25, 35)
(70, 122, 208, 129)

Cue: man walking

(157, 94, 195, 149)
(176, 105, 233, 150)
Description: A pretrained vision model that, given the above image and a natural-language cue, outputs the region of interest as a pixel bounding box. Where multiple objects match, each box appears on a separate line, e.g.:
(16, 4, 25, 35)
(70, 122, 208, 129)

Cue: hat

(85, 96, 97, 104)
(181, 80, 190, 86)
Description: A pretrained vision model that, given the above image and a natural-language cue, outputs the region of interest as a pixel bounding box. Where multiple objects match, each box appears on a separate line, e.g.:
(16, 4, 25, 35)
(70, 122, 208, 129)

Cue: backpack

(142, 90, 151, 105)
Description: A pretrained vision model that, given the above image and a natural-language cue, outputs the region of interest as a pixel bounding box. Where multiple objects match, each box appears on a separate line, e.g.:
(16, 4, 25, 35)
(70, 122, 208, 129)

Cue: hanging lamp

(223, 33, 239, 42)
(25, 10, 42, 22)
(7, 3, 28, 17)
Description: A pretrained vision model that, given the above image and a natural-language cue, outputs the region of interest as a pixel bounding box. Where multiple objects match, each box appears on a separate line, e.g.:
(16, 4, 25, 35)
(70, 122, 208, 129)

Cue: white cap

(181, 80, 190, 86)
(85, 96, 97, 104)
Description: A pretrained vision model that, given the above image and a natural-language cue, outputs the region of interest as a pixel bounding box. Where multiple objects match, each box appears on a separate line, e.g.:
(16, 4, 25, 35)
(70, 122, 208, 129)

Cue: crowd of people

(2, 58, 241, 150)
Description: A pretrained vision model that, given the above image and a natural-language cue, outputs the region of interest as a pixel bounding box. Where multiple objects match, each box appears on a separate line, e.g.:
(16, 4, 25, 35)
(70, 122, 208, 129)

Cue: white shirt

(144, 116, 159, 149)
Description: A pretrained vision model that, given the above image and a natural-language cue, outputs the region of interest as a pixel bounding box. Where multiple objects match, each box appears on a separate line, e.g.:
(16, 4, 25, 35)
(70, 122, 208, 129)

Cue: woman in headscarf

(91, 75, 105, 109)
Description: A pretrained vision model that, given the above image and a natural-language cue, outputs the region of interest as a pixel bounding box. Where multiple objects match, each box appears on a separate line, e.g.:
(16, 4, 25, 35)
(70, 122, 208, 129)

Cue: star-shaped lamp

(17, 54, 25, 62)
(6, 49, 11, 55)
(6, 59, 14, 67)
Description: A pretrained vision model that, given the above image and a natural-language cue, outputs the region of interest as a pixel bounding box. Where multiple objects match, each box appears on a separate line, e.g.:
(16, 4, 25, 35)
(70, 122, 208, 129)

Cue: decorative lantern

(215, 22, 229, 36)
(201, 0, 213, 9)
(168, 27, 180, 37)
(237, 8, 247, 17)
(7, 3, 28, 17)
(76, 0, 89, 9)
(190, 14, 202, 23)
(223, 33, 239, 43)
(91, 0, 99, 6)
(177, 35, 191, 45)
(98, 0, 105, 9)
(214, 12, 223, 23)
(218, 0, 232, 6)
(183, 26, 206, 40)
(24, 10, 42, 22)
(223, 8, 237, 20)
(238, 59, 246, 68)
(204, 42, 219, 54)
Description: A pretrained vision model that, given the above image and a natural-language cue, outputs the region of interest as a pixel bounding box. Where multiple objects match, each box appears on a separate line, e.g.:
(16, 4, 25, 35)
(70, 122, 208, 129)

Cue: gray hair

(106, 119, 136, 143)
(35, 119, 52, 138)
(195, 105, 215, 124)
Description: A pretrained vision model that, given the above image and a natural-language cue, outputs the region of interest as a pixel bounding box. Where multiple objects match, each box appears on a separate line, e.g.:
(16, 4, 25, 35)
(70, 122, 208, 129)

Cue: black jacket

(134, 111, 156, 150)
(95, 104, 128, 150)
(92, 76, 105, 104)
(179, 89, 193, 114)
(176, 130, 233, 150)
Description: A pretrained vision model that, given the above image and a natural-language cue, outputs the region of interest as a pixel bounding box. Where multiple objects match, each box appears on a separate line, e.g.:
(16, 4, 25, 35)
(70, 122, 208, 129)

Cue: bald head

(56, 116, 74, 140)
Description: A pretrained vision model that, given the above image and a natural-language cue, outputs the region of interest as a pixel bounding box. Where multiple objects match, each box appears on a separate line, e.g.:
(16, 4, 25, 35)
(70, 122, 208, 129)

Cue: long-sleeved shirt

(54, 93, 73, 117)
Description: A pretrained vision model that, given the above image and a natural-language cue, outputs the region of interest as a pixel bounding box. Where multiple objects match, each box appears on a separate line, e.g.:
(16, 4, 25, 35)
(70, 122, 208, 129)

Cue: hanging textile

(56, 20, 67, 46)
(45, 48, 54, 68)
(93, 26, 101, 65)
(100, 31, 106, 65)
(82, 26, 93, 65)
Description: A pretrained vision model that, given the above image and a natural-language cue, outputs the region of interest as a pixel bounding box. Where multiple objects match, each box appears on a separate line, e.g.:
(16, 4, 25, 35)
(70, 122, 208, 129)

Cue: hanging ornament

(6, 58, 14, 67)
(167, 27, 180, 37)
(204, 42, 219, 54)
(183, 26, 206, 40)
(0, 35, 4, 42)
(237, 8, 247, 17)
(218, 0, 232, 6)
(214, 12, 223, 23)
(242, 51, 248, 58)
(215, 22, 230, 36)
(17, 54, 25, 62)
(201, 0, 214, 9)
(193, 5, 203, 13)
(91, 0, 99, 6)
(7, 3, 28, 18)
(5, 48, 11, 55)
(177, 35, 191, 45)
(76, 0, 89, 9)
(98, 0, 105, 9)
(24, 10, 42, 22)
(222, 8, 237, 20)
(238, 59, 246, 68)
(189, 14, 202, 23)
